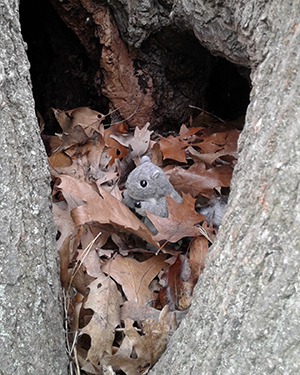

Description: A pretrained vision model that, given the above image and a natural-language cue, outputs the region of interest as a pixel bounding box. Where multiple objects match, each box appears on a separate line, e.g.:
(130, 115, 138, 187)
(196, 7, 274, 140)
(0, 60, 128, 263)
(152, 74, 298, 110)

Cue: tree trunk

(0, 1, 68, 373)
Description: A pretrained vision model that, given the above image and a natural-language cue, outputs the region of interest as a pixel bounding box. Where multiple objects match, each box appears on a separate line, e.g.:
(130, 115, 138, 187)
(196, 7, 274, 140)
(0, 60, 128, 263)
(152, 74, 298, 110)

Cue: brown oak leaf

(81, 276, 122, 365)
(110, 122, 152, 158)
(146, 194, 205, 242)
(56, 175, 160, 248)
(102, 253, 167, 305)
(53, 107, 104, 136)
(168, 162, 233, 198)
(159, 125, 202, 163)
(103, 306, 170, 373)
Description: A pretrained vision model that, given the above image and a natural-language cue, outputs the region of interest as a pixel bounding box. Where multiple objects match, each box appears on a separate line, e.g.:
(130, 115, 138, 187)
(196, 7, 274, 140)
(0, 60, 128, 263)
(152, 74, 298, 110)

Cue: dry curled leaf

(52, 107, 105, 152)
(198, 128, 240, 154)
(53, 107, 104, 136)
(103, 306, 170, 374)
(53, 201, 76, 251)
(158, 254, 199, 310)
(104, 126, 128, 166)
(48, 151, 72, 168)
(110, 122, 152, 158)
(56, 175, 159, 248)
(120, 301, 161, 322)
(81, 276, 122, 365)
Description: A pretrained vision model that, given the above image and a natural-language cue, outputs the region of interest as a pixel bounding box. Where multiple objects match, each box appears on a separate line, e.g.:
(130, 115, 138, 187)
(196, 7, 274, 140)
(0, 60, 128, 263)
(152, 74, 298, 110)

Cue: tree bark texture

(105, 0, 271, 68)
(0, 1, 68, 374)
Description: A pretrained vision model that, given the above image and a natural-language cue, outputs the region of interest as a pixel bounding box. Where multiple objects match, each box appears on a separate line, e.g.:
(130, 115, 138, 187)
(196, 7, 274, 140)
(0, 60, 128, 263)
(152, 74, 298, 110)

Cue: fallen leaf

(72, 266, 94, 296)
(120, 301, 161, 322)
(187, 145, 238, 166)
(81, 276, 122, 365)
(110, 122, 152, 158)
(140, 305, 170, 363)
(189, 236, 209, 279)
(179, 124, 203, 139)
(60, 125, 91, 150)
(76, 224, 109, 278)
(52, 107, 105, 152)
(48, 152, 72, 168)
(64, 135, 119, 187)
(159, 136, 186, 163)
(52, 108, 72, 134)
(158, 254, 182, 311)
(65, 107, 104, 136)
(58, 235, 71, 290)
(53, 201, 76, 251)
(168, 162, 233, 198)
(158, 254, 197, 311)
(159, 125, 202, 163)
(191, 109, 223, 128)
(56, 175, 159, 248)
(104, 126, 128, 165)
(151, 141, 164, 166)
(103, 306, 170, 373)
(102, 254, 167, 305)
(53, 107, 104, 136)
(147, 194, 205, 242)
(42, 134, 62, 155)
(198, 128, 240, 154)
(189, 236, 209, 268)
(78, 135, 106, 171)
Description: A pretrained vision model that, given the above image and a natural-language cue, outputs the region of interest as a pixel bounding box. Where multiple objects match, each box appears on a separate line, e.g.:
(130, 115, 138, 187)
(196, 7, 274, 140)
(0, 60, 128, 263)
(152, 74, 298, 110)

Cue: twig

(67, 231, 102, 294)
(63, 290, 77, 375)
(73, 346, 81, 375)
(155, 239, 169, 255)
(189, 105, 226, 124)
(109, 101, 141, 125)
(78, 104, 125, 128)
(155, 223, 181, 255)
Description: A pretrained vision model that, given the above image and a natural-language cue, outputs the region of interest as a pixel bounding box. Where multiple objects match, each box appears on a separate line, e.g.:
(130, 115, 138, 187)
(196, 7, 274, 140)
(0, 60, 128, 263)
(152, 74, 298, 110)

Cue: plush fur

(122, 156, 182, 232)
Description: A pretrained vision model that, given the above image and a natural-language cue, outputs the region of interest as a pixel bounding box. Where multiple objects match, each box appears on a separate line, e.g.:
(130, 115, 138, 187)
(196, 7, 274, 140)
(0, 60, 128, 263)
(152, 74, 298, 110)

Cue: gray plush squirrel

(123, 156, 227, 234)
(122, 156, 182, 233)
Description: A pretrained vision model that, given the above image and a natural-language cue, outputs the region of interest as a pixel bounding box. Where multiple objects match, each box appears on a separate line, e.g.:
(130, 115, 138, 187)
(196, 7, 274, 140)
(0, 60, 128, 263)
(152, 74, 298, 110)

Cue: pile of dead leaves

(43, 107, 240, 374)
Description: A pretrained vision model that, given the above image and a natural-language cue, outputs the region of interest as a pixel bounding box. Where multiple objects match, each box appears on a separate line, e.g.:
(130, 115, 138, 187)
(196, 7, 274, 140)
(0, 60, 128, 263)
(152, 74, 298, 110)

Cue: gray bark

(0, 1, 68, 374)
(106, 0, 270, 68)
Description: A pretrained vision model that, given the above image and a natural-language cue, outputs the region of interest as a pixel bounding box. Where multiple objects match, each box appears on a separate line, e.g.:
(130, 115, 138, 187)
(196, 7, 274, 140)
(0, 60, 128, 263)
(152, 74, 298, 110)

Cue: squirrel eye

(134, 201, 141, 208)
(140, 180, 147, 187)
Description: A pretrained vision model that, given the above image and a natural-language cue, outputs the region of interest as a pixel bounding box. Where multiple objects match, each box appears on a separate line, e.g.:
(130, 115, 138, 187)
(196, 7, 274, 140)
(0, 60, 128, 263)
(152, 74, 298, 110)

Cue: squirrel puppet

(122, 156, 227, 233)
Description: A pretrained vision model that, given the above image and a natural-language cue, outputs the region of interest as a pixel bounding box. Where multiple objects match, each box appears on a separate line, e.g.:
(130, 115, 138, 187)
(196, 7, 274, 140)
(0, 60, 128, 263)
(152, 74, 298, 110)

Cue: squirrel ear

(152, 170, 160, 179)
(140, 156, 150, 165)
